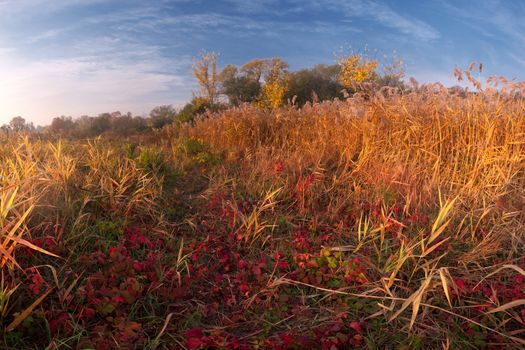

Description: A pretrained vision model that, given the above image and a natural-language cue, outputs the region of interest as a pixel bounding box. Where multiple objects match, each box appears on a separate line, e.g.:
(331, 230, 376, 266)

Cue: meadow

(1, 81, 525, 349)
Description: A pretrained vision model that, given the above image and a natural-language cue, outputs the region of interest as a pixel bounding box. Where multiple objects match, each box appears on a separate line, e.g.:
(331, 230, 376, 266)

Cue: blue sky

(0, 0, 524, 125)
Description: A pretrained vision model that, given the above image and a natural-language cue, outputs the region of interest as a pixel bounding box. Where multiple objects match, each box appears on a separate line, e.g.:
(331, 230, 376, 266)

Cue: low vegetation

(0, 60, 524, 349)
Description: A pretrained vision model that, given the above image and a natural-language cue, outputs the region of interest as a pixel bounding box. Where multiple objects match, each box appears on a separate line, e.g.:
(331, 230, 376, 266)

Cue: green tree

(218, 63, 261, 106)
(222, 76, 261, 105)
(176, 97, 212, 124)
(285, 64, 343, 105)
(149, 105, 176, 129)
(240, 58, 269, 82)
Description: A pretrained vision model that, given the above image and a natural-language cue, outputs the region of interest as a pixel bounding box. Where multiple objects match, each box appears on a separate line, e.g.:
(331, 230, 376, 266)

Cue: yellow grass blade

(1, 204, 34, 248)
(486, 299, 525, 314)
(473, 264, 525, 290)
(1, 188, 19, 219)
(6, 236, 60, 258)
(6, 287, 53, 332)
(439, 268, 452, 307)
(0, 244, 21, 270)
(389, 274, 433, 328)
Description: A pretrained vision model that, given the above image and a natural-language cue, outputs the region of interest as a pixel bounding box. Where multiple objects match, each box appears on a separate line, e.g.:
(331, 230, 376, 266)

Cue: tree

(177, 97, 212, 124)
(218, 63, 262, 106)
(259, 58, 289, 109)
(193, 51, 219, 105)
(218, 64, 238, 83)
(49, 116, 75, 137)
(0, 124, 11, 136)
(75, 115, 94, 138)
(91, 113, 111, 135)
(285, 64, 343, 105)
(373, 54, 406, 90)
(374, 74, 405, 90)
(338, 55, 378, 89)
(9, 116, 27, 132)
(222, 76, 261, 106)
(149, 105, 176, 129)
(240, 59, 270, 82)
(110, 113, 134, 136)
(216, 57, 290, 109)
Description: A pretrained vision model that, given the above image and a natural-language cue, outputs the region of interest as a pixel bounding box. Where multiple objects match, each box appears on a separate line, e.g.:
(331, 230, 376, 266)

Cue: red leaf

(185, 328, 204, 338)
(240, 283, 249, 293)
(237, 260, 248, 270)
(81, 308, 96, 319)
(187, 337, 204, 349)
(349, 321, 361, 332)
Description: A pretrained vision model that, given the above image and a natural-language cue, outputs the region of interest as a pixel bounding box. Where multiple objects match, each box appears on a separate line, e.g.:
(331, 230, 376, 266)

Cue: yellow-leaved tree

(338, 54, 378, 90)
(259, 58, 289, 109)
(192, 51, 219, 105)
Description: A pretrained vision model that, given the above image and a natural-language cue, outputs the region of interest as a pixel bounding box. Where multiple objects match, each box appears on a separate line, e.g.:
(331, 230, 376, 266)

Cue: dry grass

(0, 78, 524, 348)
(169, 83, 525, 347)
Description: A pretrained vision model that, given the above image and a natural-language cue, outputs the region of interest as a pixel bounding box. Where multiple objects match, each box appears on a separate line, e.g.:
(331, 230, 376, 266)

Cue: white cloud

(0, 48, 193, 125)
(0, 0, 108, 17)
(441, 1, 525, 46)
(25, 28, 65, 44)
(0, 1, 200, 126)
(509, 53, 525, 69)
(308, 0, 439, 41)
(225, 0, 281, 14)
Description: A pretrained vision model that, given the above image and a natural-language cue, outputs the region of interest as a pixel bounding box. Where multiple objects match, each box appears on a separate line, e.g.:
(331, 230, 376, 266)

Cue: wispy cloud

(90, 7, 359, 41)
(0, 2, 200, 124)
(437, 0, 525, 78)
(308, 0, 440, 41)
(0, 0, 108, 17)
(25, 28, 66, 44)
(217, 0, 438, 40)
(225, 0, 281, 14)
(441, 0, 525, 45)
(509, 53, 525, 69)
(0, 42, 192, 125)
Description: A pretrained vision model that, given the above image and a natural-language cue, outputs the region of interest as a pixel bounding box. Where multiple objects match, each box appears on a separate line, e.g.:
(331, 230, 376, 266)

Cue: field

(1, 86, 525, 349)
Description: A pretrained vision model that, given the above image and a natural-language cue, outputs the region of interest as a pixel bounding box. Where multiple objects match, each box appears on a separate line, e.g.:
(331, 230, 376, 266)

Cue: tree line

(0, 108, 177, 139)
(191, 51, 407, 111)
(1, 51, 415, 139)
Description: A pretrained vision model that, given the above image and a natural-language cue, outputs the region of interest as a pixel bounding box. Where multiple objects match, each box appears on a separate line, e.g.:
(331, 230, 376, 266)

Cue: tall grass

(0, 136, 166, 334)
(0, 76, 524, 347)
(169, 83, 525, 346)
(178, 87, 525, 215)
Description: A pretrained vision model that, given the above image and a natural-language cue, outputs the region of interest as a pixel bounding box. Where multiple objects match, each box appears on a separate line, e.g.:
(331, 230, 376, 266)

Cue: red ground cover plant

(8, 186, 523, 349)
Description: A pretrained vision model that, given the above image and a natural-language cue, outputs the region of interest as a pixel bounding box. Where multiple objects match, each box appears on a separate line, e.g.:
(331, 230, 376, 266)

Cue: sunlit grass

(0, 77, 524, 348)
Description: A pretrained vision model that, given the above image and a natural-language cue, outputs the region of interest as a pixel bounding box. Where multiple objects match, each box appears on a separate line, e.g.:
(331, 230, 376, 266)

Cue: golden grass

(177, 86, 525, 215)
(0, 136, 165, 293)
(167, 85, 525, 345)
(0, 79, 524, 346)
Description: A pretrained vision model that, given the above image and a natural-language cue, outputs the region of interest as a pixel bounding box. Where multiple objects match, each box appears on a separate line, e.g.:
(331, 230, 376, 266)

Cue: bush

(176, 97, 212, 124)
(136, 147, 167, 174)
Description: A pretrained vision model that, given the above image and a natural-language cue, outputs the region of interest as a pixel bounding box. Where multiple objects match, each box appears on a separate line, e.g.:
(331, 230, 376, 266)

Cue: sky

(0, 0, 524, 126)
